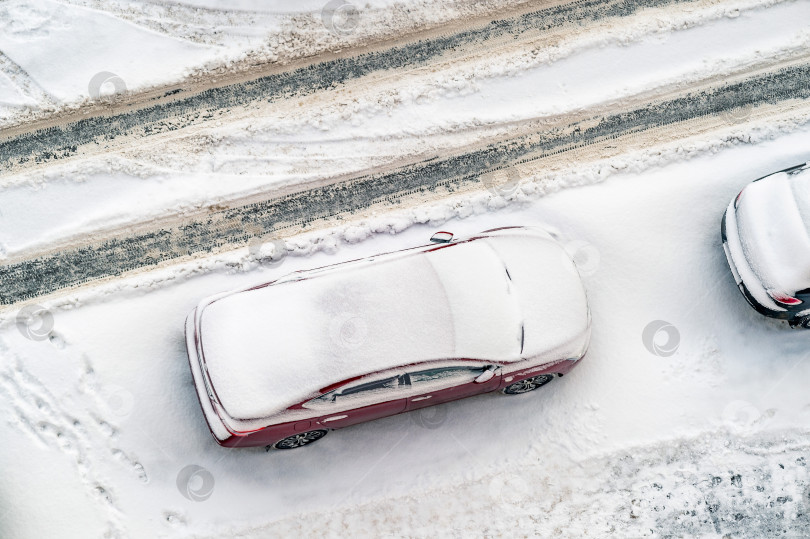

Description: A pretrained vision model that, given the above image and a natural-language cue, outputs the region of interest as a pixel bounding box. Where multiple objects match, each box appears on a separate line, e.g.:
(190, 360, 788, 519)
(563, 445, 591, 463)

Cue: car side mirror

(430, 231, 453, 243)
(474, 366, 497, 384)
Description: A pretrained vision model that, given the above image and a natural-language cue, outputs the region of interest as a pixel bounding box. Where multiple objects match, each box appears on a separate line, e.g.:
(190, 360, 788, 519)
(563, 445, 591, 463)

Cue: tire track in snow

(0, 52, 58, 108)
(0, 0, 706, 173)
(2, 57, 810, 306)
(49, 0, 278, 46)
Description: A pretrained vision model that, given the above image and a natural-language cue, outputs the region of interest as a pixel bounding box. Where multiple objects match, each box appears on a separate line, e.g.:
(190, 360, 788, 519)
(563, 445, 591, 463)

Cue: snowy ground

(0, 0, 521, 127)
(2, 0, 810, 538)
(4, 0, 810, 259)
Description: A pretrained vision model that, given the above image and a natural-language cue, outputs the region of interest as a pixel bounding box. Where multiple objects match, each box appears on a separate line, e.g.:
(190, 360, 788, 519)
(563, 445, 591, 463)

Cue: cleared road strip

(2, 58, 810, 306)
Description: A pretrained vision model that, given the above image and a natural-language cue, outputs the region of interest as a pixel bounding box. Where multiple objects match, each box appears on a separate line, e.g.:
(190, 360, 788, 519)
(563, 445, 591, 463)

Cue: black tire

(272, 429, 328, 450)
(502, 374, 555, 395)
(790, 315, 810, 329)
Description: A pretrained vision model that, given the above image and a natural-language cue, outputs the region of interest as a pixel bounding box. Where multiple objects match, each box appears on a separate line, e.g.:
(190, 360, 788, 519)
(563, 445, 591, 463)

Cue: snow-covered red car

(184, 226, 591, 450)
(722, 161, 810, 327)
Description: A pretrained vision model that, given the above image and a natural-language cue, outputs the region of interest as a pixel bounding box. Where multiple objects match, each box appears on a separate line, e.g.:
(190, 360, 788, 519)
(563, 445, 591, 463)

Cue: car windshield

(788, 168, 810, 236)
(423, 242, 523, 360)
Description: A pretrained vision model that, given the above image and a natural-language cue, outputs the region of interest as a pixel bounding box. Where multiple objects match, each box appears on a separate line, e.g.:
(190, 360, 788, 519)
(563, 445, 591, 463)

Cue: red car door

(404, 364, 502, 411)
(311, 374, 408, 429)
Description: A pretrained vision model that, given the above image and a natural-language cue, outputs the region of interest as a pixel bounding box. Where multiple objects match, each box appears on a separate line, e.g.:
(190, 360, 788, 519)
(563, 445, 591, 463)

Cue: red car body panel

(314, 399, 408, 429)
(405, 369, 502, 412)
(185, 226, 590, 449)
(207, 358, 580, 448)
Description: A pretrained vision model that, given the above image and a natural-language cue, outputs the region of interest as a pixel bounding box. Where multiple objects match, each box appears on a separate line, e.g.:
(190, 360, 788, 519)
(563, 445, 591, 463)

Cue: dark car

(722, 161, 810, 327)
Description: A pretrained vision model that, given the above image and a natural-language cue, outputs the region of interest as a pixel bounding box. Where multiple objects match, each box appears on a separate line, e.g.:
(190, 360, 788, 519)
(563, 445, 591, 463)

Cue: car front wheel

(272, 429, 328, 450)
(502, 374, 555, 395)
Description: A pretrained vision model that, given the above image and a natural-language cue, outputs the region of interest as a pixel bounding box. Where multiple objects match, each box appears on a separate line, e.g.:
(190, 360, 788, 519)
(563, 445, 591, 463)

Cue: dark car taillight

(768, 291, 802, 305)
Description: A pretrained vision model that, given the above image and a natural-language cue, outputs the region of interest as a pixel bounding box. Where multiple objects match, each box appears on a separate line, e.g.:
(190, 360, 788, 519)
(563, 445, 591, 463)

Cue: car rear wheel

(502, 374, 555, 395)
(272, 429, 328, 450)
(790, 315, 810, 329)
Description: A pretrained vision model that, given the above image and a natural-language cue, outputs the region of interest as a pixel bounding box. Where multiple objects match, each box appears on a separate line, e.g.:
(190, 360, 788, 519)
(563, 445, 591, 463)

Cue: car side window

(304, 375, 404, 408)
(408, 366, 486, 388)
(337, 376, 402, 399)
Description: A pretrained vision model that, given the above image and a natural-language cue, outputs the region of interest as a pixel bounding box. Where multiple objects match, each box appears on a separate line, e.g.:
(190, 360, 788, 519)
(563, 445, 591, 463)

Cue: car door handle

(322, 415, 348, 422)
(412, 395, 432, 402)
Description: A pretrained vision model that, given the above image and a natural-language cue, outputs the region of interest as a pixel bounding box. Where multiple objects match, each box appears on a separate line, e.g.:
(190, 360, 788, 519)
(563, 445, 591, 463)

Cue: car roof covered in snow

(736, 164, 810, 294)
(197, 229, 588, 420)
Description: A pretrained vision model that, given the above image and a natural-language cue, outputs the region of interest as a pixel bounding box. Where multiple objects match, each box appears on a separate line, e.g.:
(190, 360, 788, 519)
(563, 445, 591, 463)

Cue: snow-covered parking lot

(2, 0, 810, 537)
